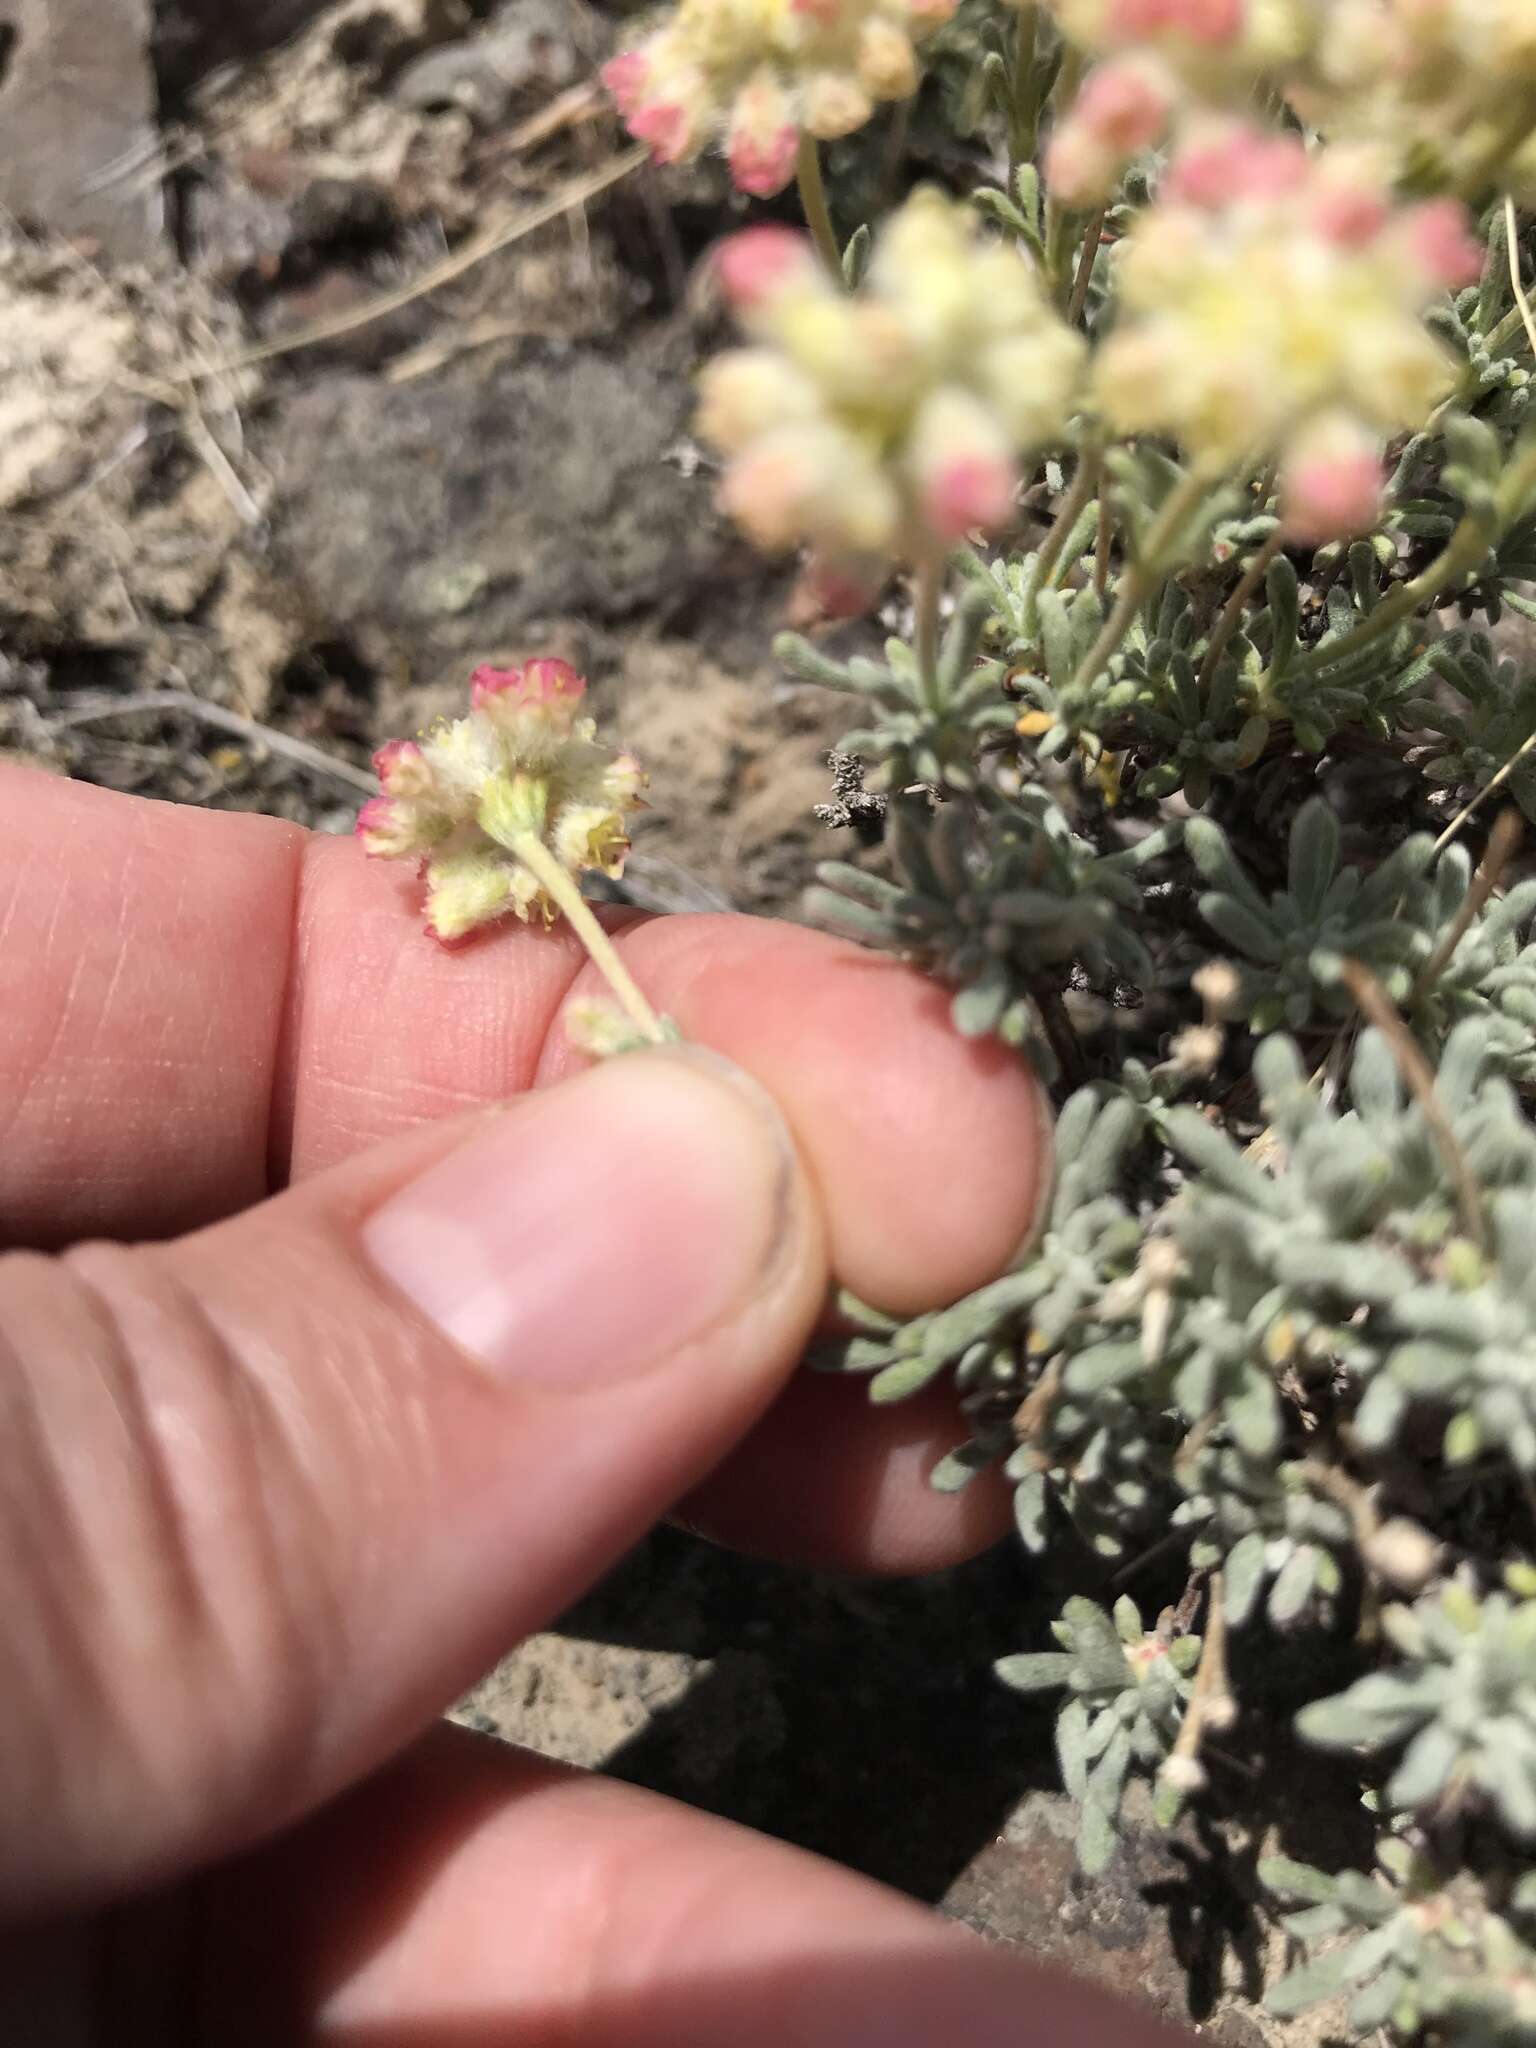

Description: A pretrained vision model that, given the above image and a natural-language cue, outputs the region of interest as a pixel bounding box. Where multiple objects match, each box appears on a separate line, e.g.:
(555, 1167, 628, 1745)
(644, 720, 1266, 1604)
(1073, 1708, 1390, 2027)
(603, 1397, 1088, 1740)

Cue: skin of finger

(199, 1723, 1189, 2048)
(0, 771, 1042, 1571)
(0, 1074, 827, 1914)
(0, 770, 1050, 1323)
(673, 1371, 1011, 1572)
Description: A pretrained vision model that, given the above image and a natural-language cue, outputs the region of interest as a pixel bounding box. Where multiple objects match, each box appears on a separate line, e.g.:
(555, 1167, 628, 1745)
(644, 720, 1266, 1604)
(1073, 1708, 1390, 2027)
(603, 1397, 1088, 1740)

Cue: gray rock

(266, 342, 735, 680)
(0, 0, 163, 258)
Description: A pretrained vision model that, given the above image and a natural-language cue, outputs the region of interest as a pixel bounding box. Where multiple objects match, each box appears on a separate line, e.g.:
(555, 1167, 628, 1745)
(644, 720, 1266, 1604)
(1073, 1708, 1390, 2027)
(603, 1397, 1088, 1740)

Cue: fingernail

(363, 1049, 799, 1391)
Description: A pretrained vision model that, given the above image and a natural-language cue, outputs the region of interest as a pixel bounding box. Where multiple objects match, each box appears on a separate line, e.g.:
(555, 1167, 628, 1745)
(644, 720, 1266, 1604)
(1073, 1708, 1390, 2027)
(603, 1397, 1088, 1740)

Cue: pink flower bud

(601, 50, 648, 117)
(1311, 183, 1390, 250)
(1282, 416, 1384, 542)
(629, 97, 694, 165)
(1045, 122, 1120, 209)
(357, 795, 414, 858)
(791, 0, 840, 20)
(520, 657, 586, 706)
(1166, 127, 1307, 209)
(1111, 0, 1242, 42)
(372, 737, 433, 799)
(923, 453, 1017, 540)
(727, 73, 800, 197)
(715, 225, 818, 311)
(1401, 198, 1484, 293)
(470, 664, 525, 709)
(1074, 58, 1173, 155)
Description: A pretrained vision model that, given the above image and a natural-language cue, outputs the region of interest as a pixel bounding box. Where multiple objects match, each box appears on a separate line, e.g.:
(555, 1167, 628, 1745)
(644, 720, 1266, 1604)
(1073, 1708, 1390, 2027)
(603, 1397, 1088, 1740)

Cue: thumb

(0, 1047, 825, 1917)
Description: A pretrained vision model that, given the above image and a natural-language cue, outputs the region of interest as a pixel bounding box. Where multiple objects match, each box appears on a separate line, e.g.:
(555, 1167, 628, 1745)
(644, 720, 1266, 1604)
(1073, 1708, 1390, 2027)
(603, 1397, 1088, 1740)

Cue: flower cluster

(697, 190, 1084, 571)
(1094, 126, 1483, 539)
(357, 660, 644, 942)
(1294, 0, 1536, 199)
(1041, 0, 1318, 202)
(602, 0, 954, 198)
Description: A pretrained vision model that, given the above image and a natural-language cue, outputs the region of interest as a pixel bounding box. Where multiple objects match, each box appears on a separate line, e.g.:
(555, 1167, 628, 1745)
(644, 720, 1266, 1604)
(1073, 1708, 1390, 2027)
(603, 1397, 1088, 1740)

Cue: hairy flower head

(1093, 128, 1475, 496)
(357, 661, 645, 943)
(602, 0, 953, 195)
(697, 189, 1084, 567)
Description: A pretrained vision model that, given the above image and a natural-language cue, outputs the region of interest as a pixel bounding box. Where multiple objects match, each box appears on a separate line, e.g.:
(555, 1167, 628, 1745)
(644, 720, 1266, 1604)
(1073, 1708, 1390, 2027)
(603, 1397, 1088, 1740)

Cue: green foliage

(747, 31, 1536, 2041)
(996, 1595, 1200, 1874)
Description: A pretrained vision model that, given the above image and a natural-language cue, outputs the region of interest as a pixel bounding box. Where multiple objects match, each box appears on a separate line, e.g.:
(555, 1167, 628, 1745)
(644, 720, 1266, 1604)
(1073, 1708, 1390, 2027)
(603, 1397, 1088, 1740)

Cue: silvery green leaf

(1267, 1945, 1360, 2015)
(1260, 1856, 1340, 1907)
(1388, 1722, 1462, 1811)
(1288, 798, 1342, 918)
(1355, 1372, 1410, 1449)
(1269, 1544, 1321, 1627)
(1298, 1674, 1435, 1751)
(1284, 1903, 1349, 1939)
(1013, 1471, 1050, 1551)
(1225, 1530, 1271, 1627)
(1200, 893, 1289, 965)
(868, 1352, 953, 1403)
(995, 1651, 1074, 1694)
(1229, 1369, 1282, 1458)
(929, 1442, 1001, 1493)
(1077, 1791, 1121, 1876)
(1056, 1697, 1094, 1801)
(1348, 1964, 1409, 2033)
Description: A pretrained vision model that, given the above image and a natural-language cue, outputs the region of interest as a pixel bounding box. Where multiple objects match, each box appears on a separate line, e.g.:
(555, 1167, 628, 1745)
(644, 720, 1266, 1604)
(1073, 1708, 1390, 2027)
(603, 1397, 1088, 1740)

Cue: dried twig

(1414, 807, 1523, 998)
(47, 693, 377, 797)
(1339, 957, 1487, 1250)
(163, 147, 647, 384)
(1431, 731, 1536, 855)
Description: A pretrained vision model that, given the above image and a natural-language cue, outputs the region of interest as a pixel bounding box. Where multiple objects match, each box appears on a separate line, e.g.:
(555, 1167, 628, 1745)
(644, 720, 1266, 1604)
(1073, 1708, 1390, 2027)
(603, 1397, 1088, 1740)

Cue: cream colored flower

(603, 0, 955, 196)
(697, 192, 1085, 568)
(358, 662, 645, 943)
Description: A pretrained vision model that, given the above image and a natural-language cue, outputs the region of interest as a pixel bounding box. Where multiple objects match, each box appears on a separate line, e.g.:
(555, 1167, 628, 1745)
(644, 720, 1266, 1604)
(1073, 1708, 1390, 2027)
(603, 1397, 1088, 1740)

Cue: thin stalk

(511, 833, 667, 1045)
(1008, 2, 1039, 183)
(1064, 465, 1215, 702)
(1029, 444, 1100, 604)
(1163, 1573, 1233, 1793)
(1065, 210, 1106, 327)
(1338, 958, 1486, 1251)
(1432, 730, 1536, 854)
(1197, 528, 1284, 694)
(796, 135, 842, 283)
(1506, 196, 1536, 366)
(914, 547, 944, 708)
(1094, 490, 1112, 599)
(1414, 808, 1522, 998)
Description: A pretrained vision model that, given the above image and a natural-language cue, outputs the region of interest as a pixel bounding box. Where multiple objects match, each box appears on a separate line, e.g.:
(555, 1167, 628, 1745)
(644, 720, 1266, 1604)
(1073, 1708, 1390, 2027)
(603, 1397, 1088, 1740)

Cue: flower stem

(1064, 465, 1215, 703)
(511, 833, 667, 1045)
(796, 135, 842, 283)
(1025, 442, 1100, 629)
(1197, 527, 1284, 694)
(914, 546, 945, 709)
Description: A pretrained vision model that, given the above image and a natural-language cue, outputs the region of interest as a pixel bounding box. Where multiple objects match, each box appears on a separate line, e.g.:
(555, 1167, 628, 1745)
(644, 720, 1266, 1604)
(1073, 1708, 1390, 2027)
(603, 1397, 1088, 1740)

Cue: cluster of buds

(1093, 127, 1484, 540)
(696, 190, 1085, 576)
(602, 0, 954, 199)
(357, 661, 644, 943)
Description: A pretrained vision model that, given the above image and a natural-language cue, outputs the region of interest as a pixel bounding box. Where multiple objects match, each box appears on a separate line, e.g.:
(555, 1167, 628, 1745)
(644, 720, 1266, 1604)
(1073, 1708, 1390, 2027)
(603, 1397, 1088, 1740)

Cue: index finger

(0, 765, 1049, 1320)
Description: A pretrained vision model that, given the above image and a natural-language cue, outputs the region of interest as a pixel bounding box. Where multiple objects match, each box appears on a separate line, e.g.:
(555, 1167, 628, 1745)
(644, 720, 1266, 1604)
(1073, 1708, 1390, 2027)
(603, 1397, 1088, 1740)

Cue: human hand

(0, 764, 1178, 2044)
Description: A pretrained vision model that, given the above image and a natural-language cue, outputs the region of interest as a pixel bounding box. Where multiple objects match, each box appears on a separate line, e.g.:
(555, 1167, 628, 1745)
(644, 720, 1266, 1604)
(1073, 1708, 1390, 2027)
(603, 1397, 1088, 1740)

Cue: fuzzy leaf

(1267, 1945, 1360, 2016)
(996, 1651, 1074, 1695)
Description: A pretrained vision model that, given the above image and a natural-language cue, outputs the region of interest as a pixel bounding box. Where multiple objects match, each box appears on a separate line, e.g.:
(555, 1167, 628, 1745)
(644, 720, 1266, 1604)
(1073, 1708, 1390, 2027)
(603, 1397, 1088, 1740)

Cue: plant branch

(46, 690, 378, 796)
(1066, 210, 1106, 327)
